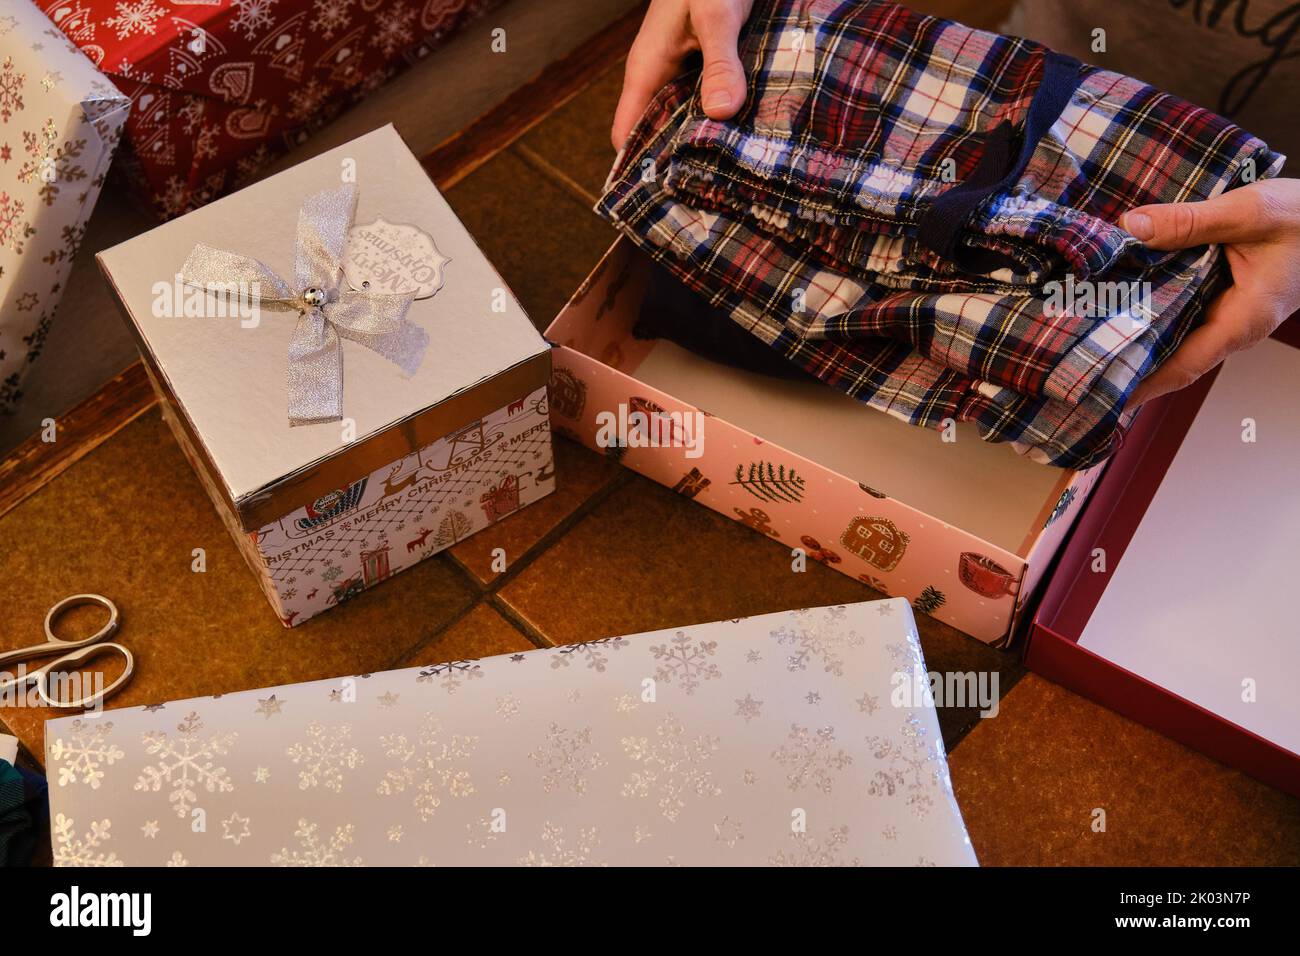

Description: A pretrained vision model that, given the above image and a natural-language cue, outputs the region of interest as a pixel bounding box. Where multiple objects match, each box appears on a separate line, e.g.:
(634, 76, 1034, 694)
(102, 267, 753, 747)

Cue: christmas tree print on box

(252, 385, 554, 625)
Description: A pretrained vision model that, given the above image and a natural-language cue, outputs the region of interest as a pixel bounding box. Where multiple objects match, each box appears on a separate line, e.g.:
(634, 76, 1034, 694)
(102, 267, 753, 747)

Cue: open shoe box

(545, 238, 1110, 645)
(1027, 319, 1300, 795)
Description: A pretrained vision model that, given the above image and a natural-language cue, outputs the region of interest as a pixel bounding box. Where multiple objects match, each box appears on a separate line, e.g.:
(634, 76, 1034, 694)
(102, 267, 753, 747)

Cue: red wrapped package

(44, 0, 500, 218)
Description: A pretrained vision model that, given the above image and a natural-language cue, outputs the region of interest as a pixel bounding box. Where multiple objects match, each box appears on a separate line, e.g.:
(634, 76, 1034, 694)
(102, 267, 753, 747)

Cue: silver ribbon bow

(181, 184, 427, 426)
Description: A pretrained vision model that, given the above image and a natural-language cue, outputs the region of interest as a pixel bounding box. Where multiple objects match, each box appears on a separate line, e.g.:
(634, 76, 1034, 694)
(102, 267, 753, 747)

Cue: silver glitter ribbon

(181, 184, 426, 426)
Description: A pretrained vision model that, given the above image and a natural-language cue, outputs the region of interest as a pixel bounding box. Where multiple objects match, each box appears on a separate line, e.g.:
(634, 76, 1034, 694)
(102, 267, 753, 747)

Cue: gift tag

(342, 218, 450, 299)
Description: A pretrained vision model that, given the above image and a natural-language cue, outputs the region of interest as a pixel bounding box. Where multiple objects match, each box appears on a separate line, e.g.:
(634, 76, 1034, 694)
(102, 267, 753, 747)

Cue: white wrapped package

(46, 599, 976, 866)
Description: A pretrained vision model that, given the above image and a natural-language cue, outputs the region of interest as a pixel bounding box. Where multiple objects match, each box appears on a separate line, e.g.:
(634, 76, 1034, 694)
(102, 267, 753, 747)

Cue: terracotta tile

(449, 435, 624, 582)
(444, 149, 616, 330)
(394, 602, 537, 668)
(497, 475, 1016, 741)
(518, 62, 625, 200)
(0, 411, 479, 762)
(948, 674, 1300, 865)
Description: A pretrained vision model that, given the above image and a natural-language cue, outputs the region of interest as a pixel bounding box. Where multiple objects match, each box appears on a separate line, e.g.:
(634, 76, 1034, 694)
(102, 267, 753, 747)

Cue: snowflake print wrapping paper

(0, 2, 128, 415)
(45, 599, 977, 866)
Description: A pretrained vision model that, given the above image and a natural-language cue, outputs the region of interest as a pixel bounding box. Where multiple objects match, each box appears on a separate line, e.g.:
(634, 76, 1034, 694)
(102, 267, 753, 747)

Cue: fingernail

(704, 90, 733, 112)
(1124, 211, 1154, 240)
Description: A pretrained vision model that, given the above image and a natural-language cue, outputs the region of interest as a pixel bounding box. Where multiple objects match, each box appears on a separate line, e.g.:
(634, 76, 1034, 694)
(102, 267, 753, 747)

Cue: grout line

(391, 468, 634, 664)
(380, 586, 484, 671)
(513, 142, 603, 208)
(455, 466, 635, 597)
(487, 594, 557, 650)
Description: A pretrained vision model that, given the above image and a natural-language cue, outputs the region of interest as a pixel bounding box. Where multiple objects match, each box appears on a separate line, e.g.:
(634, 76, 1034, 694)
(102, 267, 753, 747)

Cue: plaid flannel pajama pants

(598, 0, 1283, 468)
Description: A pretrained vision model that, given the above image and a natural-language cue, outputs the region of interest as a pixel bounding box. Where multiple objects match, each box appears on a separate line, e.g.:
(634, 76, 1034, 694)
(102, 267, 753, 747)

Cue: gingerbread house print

(840, 515, 910, 572)
(549, 368, 588, 421)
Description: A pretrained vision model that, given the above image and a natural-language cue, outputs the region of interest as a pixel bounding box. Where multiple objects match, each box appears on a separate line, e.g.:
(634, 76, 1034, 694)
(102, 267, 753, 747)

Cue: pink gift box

(1027, 318, 1300, 796)
(545, 239, 1109, 646)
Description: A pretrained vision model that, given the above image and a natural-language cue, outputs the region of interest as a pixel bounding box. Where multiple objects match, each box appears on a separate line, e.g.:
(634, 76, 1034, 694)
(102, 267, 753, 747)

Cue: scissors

(0, 595, 134, 710)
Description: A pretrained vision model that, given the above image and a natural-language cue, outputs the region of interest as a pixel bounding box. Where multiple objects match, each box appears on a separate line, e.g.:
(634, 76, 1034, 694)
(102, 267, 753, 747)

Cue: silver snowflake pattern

(734, 694, 763, 722)
(230, 0, 278, 40)
(312, 0, 354, 39)
(621, 713, 721, 821)
(864, 713, 948, 818)
(771, 724, 853, 793)
(713, 816, 744, 848)
(417, 659, 483, 693)
(769, 825, 860, 867)
(49, 719, 124, 789)
(550, 636, 627, 672)
(517, 822, 603, 867)
(271, 818, 362, 867)
(886, 638, 926, 680)
(376, 713, 476, 820)
(52, 814, 123, 867)
(133, 712, 237, 819)
(286, 721, 364, 793)
(104, 0, 165, 40)
(649, 631, 720, 695)
(770, 608, 865, 676)
(529, 723, 606, 795)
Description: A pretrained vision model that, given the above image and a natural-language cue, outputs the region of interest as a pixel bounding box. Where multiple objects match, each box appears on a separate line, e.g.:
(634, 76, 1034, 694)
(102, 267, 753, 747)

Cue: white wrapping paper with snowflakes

(0, 1, 128, 415)
(45, 599, 977, 866)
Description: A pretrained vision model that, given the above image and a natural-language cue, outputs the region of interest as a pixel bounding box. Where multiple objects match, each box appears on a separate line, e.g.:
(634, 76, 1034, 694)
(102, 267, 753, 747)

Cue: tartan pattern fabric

(597, 0, 1284, 468)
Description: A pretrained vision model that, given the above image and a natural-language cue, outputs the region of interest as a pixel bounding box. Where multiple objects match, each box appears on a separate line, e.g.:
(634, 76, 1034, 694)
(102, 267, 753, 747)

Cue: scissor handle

(44, 594, 119, 648)
(32, 641, 134, 710)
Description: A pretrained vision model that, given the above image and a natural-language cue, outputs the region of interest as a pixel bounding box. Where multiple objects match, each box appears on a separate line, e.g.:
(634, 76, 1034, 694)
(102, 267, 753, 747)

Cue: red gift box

(1027, 318, 1300, 797)
(44, 0, 499, 219)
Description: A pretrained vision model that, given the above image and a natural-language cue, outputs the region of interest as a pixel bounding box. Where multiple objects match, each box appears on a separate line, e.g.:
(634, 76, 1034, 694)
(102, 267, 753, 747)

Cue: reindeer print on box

(251, 385, 554, 624)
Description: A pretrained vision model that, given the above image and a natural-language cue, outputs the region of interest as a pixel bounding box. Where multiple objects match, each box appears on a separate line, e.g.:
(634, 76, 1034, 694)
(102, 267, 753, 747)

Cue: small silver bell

(302, 287, 327, 308)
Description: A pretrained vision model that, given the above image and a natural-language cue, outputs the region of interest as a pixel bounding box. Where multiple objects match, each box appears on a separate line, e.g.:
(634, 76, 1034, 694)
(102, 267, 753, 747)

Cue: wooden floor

(2, 2, 1298, 868)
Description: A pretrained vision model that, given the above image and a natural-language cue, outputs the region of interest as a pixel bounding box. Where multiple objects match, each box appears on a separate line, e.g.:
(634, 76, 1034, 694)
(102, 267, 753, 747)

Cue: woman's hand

(1125, 178, 1300, 406)
(612, 0, 755, 150)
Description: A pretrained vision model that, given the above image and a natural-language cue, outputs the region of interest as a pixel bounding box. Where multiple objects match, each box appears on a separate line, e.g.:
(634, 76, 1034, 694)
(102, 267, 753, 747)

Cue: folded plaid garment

(598, 0, 1284, 468)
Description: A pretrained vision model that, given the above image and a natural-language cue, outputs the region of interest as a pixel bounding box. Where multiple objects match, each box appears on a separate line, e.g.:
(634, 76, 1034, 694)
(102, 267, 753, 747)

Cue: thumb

(693, 2, 748, 118)
(1121, 187, 1272, 251)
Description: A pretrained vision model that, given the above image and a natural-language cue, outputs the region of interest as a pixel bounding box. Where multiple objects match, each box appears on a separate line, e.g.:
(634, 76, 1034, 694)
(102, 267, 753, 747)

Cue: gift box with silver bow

(97, 126, 555, 626)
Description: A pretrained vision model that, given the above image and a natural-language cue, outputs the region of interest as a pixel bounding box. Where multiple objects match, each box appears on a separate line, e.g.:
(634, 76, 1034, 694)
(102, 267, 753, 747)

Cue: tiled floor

(3, 49, 1299, 867)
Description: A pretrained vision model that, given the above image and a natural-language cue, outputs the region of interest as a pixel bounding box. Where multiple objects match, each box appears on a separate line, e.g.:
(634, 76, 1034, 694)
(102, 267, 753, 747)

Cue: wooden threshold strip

(0, 7, 643, 523)
(421, 2, 643, 189)
(0, 362, 156, 520)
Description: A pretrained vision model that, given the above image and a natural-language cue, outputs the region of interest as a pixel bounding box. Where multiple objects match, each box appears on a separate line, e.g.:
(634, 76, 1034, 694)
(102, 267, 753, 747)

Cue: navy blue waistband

(916, 51, 1085, 269)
